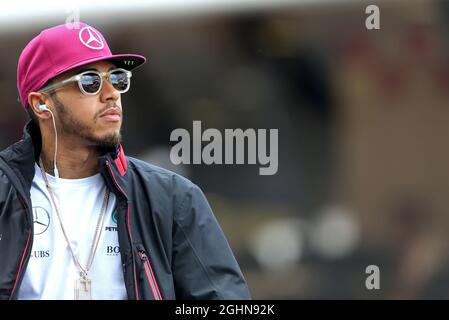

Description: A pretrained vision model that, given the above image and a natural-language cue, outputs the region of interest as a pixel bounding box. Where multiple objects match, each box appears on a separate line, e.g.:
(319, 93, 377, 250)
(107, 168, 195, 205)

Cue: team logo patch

(78, 26, 104, 50)
(112, 209, 118, 224)
(32, 207, 50, 235)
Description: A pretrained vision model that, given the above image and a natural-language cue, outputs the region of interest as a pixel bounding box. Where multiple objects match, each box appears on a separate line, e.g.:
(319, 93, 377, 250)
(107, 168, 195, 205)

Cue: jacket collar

(0, 120, 128, 192)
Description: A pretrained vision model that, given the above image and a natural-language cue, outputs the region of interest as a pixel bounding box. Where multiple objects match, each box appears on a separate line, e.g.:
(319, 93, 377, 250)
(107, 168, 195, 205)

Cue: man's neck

(40, 136, 101, 179)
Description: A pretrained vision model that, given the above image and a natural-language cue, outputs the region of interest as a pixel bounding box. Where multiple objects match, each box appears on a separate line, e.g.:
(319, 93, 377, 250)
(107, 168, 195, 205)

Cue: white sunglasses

(39, 68, 132, 95)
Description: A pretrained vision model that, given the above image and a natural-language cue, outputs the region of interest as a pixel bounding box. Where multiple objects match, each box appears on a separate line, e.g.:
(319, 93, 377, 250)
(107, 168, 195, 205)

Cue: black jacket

(0, 121, 250, 300)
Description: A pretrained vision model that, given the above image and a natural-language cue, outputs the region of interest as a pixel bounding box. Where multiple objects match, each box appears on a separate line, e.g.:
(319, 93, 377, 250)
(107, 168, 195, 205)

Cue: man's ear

(28, 92, 52, 120)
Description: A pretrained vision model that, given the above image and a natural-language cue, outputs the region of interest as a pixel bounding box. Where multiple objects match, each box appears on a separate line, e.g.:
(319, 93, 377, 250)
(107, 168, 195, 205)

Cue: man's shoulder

(125, 156, 198, 193)
(0, 152, 15, 196)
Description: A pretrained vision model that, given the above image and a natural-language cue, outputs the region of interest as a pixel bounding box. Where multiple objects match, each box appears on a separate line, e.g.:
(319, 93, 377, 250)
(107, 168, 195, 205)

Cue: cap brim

(105, 53, 147, 70)
(27, 53, 146, 109)
(54, 53, 147, 79)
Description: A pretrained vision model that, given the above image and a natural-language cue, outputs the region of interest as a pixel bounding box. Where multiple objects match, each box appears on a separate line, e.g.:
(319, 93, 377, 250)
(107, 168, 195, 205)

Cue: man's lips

(99, 108, 122, 122)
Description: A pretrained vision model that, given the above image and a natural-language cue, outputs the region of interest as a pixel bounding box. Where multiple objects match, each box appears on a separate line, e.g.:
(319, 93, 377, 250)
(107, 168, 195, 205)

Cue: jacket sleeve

(172, 184, 251, 299)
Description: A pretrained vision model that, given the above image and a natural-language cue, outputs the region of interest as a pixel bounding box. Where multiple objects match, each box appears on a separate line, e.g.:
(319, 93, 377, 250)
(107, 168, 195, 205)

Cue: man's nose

(99, 78, 120, 103)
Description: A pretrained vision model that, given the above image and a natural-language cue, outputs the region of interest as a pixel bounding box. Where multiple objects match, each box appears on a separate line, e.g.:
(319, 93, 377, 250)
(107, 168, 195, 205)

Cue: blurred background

(2, 0, 449, 299)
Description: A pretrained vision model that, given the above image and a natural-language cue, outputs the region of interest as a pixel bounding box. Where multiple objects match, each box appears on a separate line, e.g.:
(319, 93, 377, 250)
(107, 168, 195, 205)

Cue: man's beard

(52, 94, 121, 148)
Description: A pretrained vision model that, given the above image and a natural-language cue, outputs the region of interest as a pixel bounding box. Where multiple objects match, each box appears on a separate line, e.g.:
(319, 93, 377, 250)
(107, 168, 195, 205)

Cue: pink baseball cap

(17, 22, 146, 110)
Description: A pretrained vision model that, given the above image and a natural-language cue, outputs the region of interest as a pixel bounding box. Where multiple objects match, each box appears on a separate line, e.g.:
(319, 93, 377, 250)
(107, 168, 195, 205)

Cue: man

(0, 22, 250, 300)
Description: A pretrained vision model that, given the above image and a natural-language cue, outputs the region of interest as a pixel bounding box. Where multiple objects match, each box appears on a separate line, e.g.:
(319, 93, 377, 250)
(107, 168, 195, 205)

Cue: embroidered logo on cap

(78, 26, 104, 50)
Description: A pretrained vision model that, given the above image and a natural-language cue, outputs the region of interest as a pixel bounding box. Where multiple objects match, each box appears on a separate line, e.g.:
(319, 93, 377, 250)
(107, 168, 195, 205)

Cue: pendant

(75, 274, 92, 300)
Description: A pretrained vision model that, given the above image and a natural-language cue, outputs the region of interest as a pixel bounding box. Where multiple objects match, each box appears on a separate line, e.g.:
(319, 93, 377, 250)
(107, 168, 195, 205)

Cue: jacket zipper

(9, 195, 32, 300)
(106, 160, 139, 300)
(138, 249, 163, 300)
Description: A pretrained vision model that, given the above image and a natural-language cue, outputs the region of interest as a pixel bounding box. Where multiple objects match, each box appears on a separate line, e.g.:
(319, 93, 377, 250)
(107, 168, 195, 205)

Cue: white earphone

(38, 104, 50, 112)
(37, 104, 59, 179)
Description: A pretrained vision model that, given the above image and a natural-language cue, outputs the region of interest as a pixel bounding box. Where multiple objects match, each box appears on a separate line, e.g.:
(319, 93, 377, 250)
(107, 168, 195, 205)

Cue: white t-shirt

(18, 163, 128, 300)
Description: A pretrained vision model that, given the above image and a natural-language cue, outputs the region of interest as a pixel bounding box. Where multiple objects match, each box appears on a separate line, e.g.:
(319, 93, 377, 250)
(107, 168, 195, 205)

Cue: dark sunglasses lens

(110, 71, 130, 92)
(80, 73, 102, 93)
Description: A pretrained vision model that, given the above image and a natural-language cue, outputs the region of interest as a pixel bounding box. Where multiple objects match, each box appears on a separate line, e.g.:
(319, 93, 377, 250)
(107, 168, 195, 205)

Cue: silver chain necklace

(38, 158, 110, 300)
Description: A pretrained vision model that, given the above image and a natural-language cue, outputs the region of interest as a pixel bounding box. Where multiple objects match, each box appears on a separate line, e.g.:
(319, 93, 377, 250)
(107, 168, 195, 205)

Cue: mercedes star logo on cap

(78, 26, 104, 50)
